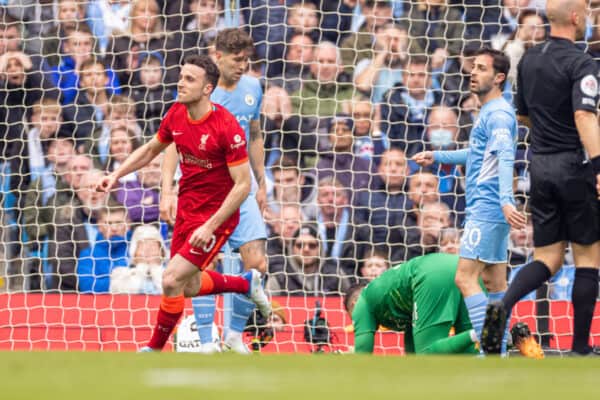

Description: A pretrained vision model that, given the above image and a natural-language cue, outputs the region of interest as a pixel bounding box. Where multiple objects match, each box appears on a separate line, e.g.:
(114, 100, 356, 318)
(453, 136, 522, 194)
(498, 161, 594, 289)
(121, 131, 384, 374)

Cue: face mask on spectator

(429, 129, 453, 149)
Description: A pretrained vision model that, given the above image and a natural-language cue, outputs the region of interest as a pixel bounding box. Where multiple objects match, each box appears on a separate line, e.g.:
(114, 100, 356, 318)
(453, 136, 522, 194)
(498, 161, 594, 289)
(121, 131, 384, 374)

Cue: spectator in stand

(406, 201, 452, 259)
(508, 205, 534, 266)
(315, 176, 359, 275)
(290, 41, 354, 134)
(50, 25, 120, 105)
(266, 156, 318, 221)
(353, 22, 409, 104)
(266, 204, 304, 273)
(261, 86, 316, 169)
(407, 170, 441, 212)
(105, 126, 141, 180)
(106, 0, 184, 89)
(84, 94, 142, 167)
(77, 205, 131, 293)
(268, 32, 314, 94)
(0, 49, 58, 165)
(240, 0, 287, 77)
(114, 152, 161, 224)
(62, 58, 120, 147)
(493, 9, 546, 84)
(440, 227, 461, 254)
(8, 98, 65, 201)
(110, 224, 165, 294)
(340, 0, 393, 75)
(181, 0, 226, 53)
(126, 51, 175, 139)
(422, 106, 466, 215)
(266, 224, 351, 296)
(48, 169, 110, 291)
(36, 0, 92, 68)
(380, 55, 444, 157)
(491, 0, 538, 48)
(354, 148, 416, 264)
(442, 41, 480, 109)
(20, 135, 76, 246)
(343, 97, 388, 162)
(316, 115, 374, 193)
(407, 0, 467, 71)
(86, 0, 131, 52)
(358, 245, 390, 281)
(262, 0, 321, 78)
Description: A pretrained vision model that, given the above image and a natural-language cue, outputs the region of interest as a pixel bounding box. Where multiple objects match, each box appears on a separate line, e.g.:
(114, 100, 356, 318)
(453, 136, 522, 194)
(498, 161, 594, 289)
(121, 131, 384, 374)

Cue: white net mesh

(0, 0, 598, 353)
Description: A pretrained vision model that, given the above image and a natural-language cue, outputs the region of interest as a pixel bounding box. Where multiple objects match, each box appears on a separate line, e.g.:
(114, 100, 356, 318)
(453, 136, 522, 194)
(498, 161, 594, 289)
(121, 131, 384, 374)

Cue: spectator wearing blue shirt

(50, 25, 120, 105)
(77, 205, 130, 293)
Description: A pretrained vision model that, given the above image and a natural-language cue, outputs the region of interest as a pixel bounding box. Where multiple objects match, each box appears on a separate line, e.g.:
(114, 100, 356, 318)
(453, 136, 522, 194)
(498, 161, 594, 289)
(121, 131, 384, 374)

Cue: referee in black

(482, 0, 600, 356)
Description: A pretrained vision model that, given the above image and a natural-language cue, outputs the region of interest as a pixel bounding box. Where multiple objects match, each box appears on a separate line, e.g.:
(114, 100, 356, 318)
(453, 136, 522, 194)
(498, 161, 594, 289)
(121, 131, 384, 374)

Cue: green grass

(0, 352, 599, 399)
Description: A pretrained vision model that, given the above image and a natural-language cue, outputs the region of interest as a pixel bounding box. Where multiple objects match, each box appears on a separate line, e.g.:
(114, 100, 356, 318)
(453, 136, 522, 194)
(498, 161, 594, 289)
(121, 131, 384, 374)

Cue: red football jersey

(156, 102, 248, 232)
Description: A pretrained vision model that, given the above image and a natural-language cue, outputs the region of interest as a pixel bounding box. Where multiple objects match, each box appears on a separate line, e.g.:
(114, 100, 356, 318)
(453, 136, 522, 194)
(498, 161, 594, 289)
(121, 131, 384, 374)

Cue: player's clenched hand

(412, 151, 435, 167)
(189, 224, 215, 249)
(160, 192, 177, 225)
(502, 204, 526, 229)
(96, 173, 117, 193)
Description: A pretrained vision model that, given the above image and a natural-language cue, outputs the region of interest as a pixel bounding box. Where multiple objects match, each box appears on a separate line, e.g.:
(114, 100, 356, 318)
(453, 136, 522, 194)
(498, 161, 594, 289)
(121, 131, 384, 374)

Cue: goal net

(0, 0, 598, 353)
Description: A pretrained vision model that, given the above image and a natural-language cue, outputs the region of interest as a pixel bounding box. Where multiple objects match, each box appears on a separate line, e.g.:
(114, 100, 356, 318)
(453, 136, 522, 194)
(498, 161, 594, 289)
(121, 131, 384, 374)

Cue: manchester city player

(162, 28, 268, 353)
(413, 48, 537, 356)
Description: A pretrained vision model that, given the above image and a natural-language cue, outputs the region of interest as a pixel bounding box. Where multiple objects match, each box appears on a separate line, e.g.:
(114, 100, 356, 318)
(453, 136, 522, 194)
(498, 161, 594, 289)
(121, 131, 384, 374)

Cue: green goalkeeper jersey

(353, 253, 471, 353)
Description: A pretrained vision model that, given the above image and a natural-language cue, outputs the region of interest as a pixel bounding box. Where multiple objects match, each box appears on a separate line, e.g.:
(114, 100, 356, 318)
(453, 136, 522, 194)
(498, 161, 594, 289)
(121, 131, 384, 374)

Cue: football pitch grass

(1, 352, 599, 399)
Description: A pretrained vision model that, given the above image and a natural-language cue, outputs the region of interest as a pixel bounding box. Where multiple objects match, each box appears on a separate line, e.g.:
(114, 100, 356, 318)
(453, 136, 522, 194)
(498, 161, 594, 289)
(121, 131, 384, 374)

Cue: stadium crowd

(0, 0, 592, 300)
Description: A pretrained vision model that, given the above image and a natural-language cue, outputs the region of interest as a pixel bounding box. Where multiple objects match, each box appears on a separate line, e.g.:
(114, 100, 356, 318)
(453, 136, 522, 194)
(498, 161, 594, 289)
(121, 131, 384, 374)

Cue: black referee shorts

(530, 150, 600, 247)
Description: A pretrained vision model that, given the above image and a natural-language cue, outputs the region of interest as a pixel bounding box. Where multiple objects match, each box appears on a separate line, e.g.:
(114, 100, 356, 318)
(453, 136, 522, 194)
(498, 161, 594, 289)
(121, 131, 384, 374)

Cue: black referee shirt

(516, 36, 599, 154)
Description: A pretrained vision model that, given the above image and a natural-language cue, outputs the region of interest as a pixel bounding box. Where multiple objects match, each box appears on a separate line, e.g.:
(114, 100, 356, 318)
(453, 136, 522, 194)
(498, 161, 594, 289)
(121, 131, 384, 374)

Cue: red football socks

(147, 295, 184, 350)
(197, 270, 249, 295)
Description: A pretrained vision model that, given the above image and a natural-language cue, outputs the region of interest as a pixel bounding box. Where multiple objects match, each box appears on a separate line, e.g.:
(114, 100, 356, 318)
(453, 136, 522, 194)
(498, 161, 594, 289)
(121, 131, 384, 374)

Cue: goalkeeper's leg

(413, 323, 478, 354)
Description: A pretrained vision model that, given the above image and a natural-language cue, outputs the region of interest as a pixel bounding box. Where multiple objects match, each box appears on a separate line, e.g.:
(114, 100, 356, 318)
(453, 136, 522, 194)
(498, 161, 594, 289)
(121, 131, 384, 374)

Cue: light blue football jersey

(210, 75, 263, 143)
(465, 97, 518, 223)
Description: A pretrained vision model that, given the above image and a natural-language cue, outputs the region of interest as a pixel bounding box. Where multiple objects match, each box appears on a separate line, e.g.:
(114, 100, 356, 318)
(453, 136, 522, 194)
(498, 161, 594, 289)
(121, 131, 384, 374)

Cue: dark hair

(517, 9, 543, 26)
(98, 204, 128, 220)
(183, 54, 220, 91)
(475, 47, 510, 87)
(79, 57, 106, 73)
(271, 156, 300, 175)
(343, 284, 367, 314)
(0, 11, 21, 31)
(215, 28, 254, 54)
(407, 54, 431, 72)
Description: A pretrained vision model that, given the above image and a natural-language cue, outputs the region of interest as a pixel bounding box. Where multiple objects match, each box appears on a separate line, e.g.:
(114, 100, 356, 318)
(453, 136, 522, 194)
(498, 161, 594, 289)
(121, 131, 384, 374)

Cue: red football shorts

(171, 223, 232, 270)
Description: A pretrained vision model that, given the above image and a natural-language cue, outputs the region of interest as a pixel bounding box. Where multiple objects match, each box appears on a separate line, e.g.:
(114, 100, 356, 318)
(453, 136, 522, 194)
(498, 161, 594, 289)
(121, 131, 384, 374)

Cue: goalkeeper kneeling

(347, 253, 481, 355)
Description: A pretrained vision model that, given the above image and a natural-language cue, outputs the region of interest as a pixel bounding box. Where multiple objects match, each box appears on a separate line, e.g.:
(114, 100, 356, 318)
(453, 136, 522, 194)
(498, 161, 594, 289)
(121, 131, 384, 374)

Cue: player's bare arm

(516, 114, 532, 129)
(188, 161, 252, 248)
(96, 137, 168, 192)
(574, 110, 600, 197)
(249, 119, 267, 212)
(160, 143, 179, 225)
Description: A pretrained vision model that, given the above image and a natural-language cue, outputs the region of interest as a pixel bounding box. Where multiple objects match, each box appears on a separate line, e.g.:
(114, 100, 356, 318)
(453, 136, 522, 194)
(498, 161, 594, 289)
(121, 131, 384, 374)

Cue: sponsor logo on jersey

(230, 134, 247, 149)
(173, 131, 184, 136)
(182, 153, 213, 169)
(580, 74, 598, 97)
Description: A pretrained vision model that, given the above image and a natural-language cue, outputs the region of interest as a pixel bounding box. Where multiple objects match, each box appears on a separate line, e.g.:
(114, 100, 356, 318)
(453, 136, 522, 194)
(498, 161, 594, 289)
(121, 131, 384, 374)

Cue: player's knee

(454, 271, 469, 291)
(161, 271, 180, 296)
(242, 253, 267, 275)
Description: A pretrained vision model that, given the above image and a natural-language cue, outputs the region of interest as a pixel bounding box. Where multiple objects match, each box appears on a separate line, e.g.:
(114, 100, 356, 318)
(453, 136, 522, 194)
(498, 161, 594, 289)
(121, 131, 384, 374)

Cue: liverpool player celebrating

(96, 55, 271, 351)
